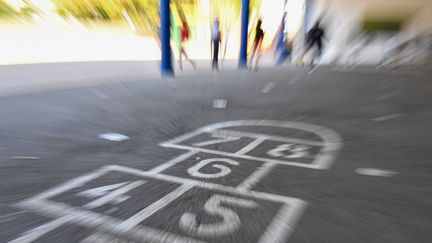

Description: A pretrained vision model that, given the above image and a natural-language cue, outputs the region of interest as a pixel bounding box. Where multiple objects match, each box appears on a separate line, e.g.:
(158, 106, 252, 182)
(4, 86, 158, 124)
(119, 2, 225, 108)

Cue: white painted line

(215, 129, 323, 146)
(0, 211, 25, 223)
(15, 164, 307, 243)
(374, 92, 399, 101)
(213, 99, 227, 109)
(116, 183, 193, 231)
(9, 216, 71, 243)
(261, 82, 275, 93)
(237, 162, 277, 191)
(146, 150, 198, 174)
(91, 90, 109, 99)
(159, 120, 342, 170)
(160, 120, 340, 150)
(163, 144, 327, 170)
(355, 168, 398, 177)
(371, 113, 402, 122)
(235, 137, 266, 155)
(16, 199, 204, 243)
(104, 207, 119, 215)
(109, 165, 304, 204)
(30, 166, 112, 201)
(192, 133, 241, 147)
(258, 201, 307, 243)
(98, 133, 129, 142)
(9, 156, 40, 160)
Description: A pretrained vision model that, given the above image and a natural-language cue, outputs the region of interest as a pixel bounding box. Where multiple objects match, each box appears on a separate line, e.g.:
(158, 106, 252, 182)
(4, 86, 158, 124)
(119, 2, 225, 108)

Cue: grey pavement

(0, 63, 431, 242)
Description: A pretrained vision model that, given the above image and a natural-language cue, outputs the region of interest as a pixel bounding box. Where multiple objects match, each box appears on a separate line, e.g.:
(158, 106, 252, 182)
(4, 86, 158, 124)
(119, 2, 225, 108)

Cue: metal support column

(160, 0, 173, 76)
(238, 0, 250, 68)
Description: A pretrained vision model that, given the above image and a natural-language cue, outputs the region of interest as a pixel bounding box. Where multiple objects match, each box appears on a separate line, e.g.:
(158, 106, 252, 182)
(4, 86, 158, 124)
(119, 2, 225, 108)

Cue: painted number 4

(179, 194, 257, 237)
(267, 143, 310, 159)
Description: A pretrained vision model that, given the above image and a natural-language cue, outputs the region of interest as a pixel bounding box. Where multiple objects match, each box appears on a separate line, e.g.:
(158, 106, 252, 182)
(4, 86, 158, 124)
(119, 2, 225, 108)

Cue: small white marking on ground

(104, 207, 119, 215)
(261, 82, 275, 93)
(147, 150, 198, 174)
(9, 156, 41, 160)
(372, 113, 402, 122)
(374, 92, 399, 101)
(355, 168, 398, 177)
(237, 162, 277, 191)
(98, 133, 129, 142)
(91, 90, 109, 99)
(0, 211, 25, 223)
(213, 99, 227, 109)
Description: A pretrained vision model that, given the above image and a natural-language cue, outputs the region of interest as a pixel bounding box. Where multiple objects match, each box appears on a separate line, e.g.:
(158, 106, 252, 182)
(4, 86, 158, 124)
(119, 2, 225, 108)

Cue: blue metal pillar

(238, 0, 250, 69)
(275, 12, 287, 65)
(160, 0, 173, 77)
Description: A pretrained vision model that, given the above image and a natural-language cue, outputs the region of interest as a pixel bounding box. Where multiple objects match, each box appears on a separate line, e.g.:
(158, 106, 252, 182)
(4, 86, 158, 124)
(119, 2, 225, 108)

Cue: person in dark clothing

(301, 20, 325, 68)
(211, 18, 221, 71)
(250, 19, 265, 70)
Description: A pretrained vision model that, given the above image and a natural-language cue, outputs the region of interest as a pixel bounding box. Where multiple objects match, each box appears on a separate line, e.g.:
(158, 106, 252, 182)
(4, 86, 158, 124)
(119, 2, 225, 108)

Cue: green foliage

(363, 20, 402, 32)
(0, 0, 17, 17)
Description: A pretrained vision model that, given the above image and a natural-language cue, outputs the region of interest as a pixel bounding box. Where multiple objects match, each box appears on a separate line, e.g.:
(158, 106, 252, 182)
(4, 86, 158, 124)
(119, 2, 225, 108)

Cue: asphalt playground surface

(0, 63, 431, 242)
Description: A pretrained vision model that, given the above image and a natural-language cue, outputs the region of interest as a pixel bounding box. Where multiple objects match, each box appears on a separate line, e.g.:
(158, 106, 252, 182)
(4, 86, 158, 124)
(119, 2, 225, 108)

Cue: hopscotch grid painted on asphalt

(11, 120, 342, 243)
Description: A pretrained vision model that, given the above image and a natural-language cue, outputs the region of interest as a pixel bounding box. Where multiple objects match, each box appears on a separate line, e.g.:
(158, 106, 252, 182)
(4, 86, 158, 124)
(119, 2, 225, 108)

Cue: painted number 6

(188, 158, 239, 178)
(179, 194, 257, 237)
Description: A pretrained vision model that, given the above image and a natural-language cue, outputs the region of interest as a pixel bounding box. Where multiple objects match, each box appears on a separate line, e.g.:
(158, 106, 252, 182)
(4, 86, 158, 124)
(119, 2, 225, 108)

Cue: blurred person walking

(250, 19, 265, 70)
(177, 18, 196, 70)
(301, 20, 325, 71)
(211, 18, 221, 71)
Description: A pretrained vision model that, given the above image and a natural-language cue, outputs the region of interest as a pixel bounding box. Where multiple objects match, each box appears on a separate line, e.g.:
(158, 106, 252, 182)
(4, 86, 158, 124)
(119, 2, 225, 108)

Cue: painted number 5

(267, 143, 310, 159)
(179, 194, 257, 237)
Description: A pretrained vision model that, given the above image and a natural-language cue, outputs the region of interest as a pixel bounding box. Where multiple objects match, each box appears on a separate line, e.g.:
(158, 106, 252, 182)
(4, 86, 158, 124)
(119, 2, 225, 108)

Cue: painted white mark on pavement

(91, 90, 109, 99)
(188, 158, 239, 178)
(355, 168, 398, 177)
(374, 92, 399, 101)
(213, 99, 227, 109)
(9, 156, 40, 160)
(372, 113, 402, 122)
(0, 211, 25, 223)
(261, 82, 275, 93)
(179, 194, 258, 237)
(98, 133, 129, 142)
(104, 207, 119, 215)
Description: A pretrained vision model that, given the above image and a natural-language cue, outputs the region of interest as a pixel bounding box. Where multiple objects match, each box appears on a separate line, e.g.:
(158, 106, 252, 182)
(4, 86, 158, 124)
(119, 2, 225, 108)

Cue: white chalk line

(235, 137, 266, 155)
(15, 199, 204, 243)
(161, 144, 328, 170)
(371, 113, 402, 122)
(0, 211, 25, 223)
(261, 82, 275, 93)
(374, 92, 399, 101)
(116, 183, 194, 231)
(236, 162, 277, 191)
(12, 120, 342, 243)
(9, 216, 71, 243)
(214, 129, 323, 146)
(108, 165, 304, 205)
(258, 201, 307, 243)
(213, 99, 227, 109)
(98, 133, 129, 142)
(14, 164, 305, 243)
(147, 150, 198, 174)
(9, 156, 41, 160)
(159, 120, 342, 170)
(355, 168, 398, 177)
(159, 120, 341, 149)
